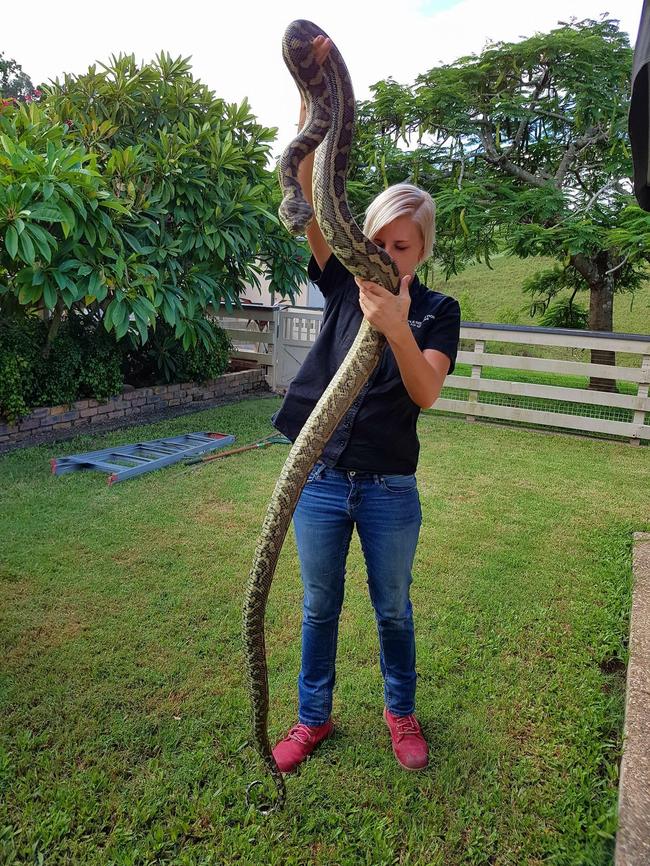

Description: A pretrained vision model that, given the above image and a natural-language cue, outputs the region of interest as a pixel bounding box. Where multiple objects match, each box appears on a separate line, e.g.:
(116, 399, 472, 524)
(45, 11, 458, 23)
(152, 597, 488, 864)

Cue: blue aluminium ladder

(51, 432, 235, 485)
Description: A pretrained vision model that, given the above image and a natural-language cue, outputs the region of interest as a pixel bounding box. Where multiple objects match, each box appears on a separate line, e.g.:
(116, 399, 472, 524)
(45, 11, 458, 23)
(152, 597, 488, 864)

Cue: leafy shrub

(0, 317, 44, 422)
(181, 322, 231, 382)
(1, 56, 304, 357)
(0, 311, 232, 423)
(0, 315, 123, 423)
(122, 320, 231, 387)
(538, 297, 589, 329)
(0, 350, 30, 422)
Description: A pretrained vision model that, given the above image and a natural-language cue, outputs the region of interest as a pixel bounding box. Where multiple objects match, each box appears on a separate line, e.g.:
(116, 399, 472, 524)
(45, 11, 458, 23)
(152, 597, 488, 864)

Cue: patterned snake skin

(242, 19, 400, 813)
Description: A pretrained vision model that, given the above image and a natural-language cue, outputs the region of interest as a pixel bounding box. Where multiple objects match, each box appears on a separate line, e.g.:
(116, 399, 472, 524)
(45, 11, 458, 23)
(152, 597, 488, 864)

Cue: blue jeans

(293, 462, 422, 725)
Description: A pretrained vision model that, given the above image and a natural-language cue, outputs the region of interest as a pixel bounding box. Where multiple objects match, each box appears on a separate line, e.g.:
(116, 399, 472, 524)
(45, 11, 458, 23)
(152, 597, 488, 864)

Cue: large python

(242, 19, 400, 813)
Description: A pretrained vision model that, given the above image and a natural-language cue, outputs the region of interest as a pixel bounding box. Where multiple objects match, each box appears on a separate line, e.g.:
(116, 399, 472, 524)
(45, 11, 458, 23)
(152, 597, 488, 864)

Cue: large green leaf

(84, 223, 97, 246)
(92, 281, 108, 303)
(28, 224, 55, 263)
(18, 281, 43, 304)
(30, 203, 63, 222)
(5, 224, 18, 259)
(43, 282, 58, 310)
(18, 230, 35, 265)
(114, 316, 130, 340)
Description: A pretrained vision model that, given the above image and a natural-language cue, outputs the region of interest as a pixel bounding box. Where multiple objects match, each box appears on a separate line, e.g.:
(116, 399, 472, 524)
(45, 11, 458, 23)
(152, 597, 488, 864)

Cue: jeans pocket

(381, 473, 417, 494)
(306, 462, 326, 484)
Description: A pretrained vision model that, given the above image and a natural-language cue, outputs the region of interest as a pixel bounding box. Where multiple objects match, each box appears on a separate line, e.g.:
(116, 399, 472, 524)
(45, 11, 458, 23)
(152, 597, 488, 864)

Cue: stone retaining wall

(0, 368, 267, 451)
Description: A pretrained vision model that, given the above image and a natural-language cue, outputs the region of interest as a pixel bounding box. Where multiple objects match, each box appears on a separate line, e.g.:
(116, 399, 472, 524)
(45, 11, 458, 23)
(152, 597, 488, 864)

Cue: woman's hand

(312, 34, 332, 66)
(356, 275, 451, 408)
(355, 275, 412, 340)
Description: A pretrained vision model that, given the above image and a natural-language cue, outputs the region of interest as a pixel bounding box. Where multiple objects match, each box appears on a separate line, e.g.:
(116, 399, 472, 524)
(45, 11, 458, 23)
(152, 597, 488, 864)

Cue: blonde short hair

(363, 183, 436, 265)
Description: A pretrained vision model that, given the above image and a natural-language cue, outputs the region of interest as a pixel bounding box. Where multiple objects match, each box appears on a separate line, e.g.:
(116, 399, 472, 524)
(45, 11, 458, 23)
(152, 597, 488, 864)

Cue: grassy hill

(430, 255, 650, 336)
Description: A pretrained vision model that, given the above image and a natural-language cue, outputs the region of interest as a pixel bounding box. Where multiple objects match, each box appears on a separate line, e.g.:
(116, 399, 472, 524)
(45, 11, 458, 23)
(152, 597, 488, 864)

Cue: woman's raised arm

(296, 35, 332, 272)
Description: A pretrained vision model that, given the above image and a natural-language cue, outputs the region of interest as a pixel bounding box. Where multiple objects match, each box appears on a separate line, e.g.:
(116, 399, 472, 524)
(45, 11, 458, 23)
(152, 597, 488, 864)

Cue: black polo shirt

(272, 254, 460, 474)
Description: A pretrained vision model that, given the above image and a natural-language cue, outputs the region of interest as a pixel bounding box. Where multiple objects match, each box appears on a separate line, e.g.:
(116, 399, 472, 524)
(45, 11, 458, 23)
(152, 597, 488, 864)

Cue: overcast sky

(3, 1, 644, 157)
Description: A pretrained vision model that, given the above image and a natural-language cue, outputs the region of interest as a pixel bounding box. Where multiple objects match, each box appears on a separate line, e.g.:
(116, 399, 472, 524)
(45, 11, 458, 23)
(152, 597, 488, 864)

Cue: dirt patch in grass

(190, 496, 246, 530)
(6, 604, 86, 663)
(0, 564, 33, 585)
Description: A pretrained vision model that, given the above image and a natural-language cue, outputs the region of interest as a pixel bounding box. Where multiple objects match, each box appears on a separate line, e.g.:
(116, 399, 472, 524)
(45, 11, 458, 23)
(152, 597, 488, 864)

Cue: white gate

(272, 306, 323, 391)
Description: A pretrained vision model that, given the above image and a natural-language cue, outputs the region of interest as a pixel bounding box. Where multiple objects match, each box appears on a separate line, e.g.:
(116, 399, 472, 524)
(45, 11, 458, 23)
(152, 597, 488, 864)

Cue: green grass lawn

(2, 396, 649, 865)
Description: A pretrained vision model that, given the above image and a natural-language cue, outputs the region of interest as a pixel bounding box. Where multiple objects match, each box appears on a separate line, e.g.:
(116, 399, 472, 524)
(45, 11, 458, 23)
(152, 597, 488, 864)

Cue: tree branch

(572, 169, 591, 194)
(479, 123, 548, 188)
(584, 177, 614, 211)
(605, 253, 630, 276)
(554, 126, 609, 188)
(534, 108, 575, 123)
(505, 67, 551, 157)
(42, 301, 65, 359)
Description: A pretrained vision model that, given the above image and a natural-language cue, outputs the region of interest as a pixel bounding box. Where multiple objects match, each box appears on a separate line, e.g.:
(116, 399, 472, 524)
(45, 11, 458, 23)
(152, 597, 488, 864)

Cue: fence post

(466, 339, 485, 423)
(267, 306, 280, 391)
(631, 354, 650, 446)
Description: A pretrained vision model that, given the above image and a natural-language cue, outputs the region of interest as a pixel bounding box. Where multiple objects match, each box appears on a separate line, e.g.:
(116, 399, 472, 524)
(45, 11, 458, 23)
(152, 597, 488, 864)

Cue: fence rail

(216, 304, 650, 444)
(213, 303, 276, 366)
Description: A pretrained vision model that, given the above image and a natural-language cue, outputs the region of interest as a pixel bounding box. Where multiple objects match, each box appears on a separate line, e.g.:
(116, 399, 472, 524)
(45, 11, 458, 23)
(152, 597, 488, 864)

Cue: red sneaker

(384, 708, 429, 770)
(272, 719, 334, 773)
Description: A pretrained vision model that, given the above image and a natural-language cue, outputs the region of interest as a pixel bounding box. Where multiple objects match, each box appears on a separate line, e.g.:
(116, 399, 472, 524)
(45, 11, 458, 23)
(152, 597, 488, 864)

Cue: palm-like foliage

(1, 53, 304, 351)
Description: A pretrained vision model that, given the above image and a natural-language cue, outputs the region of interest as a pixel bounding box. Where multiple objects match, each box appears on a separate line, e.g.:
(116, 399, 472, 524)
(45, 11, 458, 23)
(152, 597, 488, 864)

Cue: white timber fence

(216, 303, 650, 445)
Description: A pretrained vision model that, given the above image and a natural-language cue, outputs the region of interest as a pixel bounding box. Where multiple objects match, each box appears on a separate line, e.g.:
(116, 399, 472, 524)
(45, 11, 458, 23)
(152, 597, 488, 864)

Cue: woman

(271, 35, 461, 773)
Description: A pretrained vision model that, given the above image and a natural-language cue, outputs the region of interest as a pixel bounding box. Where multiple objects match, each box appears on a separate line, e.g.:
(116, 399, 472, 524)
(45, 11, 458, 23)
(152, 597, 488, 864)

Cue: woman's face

(372, 214, 424, 281)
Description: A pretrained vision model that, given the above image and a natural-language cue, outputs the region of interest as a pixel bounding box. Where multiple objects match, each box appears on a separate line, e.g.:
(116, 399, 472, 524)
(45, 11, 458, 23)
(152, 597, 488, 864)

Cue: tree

(0, 52, 35, 101)
(0, 53, 304, 354)
(356, 17, 647, 389)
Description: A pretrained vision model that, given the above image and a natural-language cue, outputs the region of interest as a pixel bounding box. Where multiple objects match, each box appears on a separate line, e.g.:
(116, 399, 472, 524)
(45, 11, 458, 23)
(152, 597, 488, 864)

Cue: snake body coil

(242, 20, 400, 813)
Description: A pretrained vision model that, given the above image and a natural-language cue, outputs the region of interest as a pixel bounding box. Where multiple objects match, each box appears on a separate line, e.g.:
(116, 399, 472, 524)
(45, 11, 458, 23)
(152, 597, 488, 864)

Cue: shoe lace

(287, 724, 315, 745)
(395, 715, 421, 738)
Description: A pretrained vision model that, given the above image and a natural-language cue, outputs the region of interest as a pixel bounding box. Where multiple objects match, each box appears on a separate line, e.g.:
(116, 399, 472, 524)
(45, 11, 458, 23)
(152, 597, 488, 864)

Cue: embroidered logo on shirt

(408, 313, 436, 328)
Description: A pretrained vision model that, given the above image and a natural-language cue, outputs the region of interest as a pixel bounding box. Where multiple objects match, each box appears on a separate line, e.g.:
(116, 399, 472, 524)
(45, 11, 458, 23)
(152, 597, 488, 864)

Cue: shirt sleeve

(307, 253, 350, 298)
(420, 297, 461, 375)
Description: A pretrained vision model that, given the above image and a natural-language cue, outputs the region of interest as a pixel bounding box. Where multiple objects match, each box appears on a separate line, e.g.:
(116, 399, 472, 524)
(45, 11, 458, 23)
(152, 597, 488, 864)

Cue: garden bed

(0, 368, 268, 452)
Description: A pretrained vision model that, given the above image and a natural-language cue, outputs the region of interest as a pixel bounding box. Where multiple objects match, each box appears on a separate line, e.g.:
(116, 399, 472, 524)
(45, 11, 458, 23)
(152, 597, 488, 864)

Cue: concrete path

(615, 533, 650, 865)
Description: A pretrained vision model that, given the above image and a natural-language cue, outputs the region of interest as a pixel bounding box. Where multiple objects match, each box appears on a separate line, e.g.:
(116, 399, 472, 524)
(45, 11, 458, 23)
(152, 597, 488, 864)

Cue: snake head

(279, 194, 314, 237)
